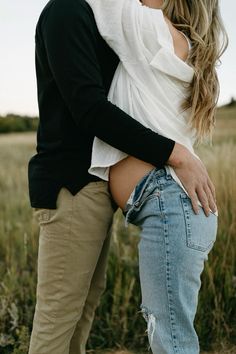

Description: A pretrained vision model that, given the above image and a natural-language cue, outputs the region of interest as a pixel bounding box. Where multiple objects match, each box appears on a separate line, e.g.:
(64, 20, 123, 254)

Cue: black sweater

(28, 0, 175, 208)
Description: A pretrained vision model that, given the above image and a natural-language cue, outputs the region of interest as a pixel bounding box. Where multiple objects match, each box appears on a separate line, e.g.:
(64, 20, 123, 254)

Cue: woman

(87, 0, 228, 352)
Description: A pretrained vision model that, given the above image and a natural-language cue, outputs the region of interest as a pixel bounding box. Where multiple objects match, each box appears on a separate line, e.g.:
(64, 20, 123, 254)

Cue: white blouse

(86, 0, 216, 213)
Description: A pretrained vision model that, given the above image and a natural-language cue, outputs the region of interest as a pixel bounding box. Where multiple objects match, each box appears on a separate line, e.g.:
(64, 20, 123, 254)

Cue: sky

(0, 0, 235, 116)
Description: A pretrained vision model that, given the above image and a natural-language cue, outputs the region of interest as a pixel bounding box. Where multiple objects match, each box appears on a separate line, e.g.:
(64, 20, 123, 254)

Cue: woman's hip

(109, 156, 155, 210)
(123, 166, 218, 254)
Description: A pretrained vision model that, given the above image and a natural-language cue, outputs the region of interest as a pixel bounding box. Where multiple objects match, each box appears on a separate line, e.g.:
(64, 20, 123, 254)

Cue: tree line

(0, 98, 235, 134)
(0, 114, 39, 133)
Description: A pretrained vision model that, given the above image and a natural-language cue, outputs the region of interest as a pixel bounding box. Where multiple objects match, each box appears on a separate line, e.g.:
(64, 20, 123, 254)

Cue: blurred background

(0, 1, 235, 353)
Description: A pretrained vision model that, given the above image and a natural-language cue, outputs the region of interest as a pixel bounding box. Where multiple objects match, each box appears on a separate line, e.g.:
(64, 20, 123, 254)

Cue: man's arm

(37, 0, 174, 167)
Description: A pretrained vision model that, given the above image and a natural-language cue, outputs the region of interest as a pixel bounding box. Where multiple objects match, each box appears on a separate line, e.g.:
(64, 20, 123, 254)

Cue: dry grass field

(0, 105, 235, 353)
(96, 349, 236, 354)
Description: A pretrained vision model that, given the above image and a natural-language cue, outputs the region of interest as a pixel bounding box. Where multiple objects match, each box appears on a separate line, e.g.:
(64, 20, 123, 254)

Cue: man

(28, 0, 217, 353)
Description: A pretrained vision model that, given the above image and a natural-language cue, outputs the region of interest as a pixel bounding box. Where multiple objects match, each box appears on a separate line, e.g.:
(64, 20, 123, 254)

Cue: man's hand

(167, 143, 217, 216)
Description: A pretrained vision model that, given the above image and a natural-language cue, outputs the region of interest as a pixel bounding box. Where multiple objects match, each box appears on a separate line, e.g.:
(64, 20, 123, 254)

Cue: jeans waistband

(123, 166, 172, 217)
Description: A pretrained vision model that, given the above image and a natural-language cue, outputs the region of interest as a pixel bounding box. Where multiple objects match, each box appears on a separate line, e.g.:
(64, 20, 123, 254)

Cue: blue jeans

(123, 166, 218, 354)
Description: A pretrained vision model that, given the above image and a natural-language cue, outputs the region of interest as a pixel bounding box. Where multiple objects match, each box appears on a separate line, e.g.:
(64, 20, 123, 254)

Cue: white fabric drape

(86, 0, 203, 205)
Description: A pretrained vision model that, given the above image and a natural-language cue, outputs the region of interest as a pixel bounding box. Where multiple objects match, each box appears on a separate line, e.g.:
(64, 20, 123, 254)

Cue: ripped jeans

(123, 166, 218, 354)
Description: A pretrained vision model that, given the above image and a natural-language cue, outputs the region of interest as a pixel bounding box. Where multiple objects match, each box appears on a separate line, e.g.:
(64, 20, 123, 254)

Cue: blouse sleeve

(86, 0, 163, 62)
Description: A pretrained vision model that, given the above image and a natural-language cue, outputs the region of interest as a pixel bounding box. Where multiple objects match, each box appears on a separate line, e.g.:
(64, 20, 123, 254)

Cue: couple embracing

(28, 0, 227, 353)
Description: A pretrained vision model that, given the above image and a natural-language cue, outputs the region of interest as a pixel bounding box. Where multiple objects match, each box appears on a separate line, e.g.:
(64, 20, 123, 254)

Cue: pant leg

(127, 174, 217, 354)
(69, 225, 112, 354)
(28, 182, 114, 354)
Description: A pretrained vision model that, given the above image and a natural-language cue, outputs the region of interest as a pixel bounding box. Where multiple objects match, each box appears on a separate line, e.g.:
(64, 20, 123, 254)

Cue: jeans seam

(159, 191, 179, 353)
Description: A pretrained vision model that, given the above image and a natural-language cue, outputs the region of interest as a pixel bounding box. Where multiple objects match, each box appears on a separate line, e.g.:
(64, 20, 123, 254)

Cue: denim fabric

(123, 166, 218, 354)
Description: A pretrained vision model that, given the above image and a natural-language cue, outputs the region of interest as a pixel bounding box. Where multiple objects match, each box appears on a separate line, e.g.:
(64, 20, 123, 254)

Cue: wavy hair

(162, 0, 228, 143)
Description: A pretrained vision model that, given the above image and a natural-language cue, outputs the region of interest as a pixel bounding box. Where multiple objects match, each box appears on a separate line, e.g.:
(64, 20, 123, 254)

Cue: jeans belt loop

(164, 165, 172, 180)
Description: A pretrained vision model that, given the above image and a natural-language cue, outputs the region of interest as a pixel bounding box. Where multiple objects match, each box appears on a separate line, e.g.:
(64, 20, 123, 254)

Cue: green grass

(0, 105, 236, 353)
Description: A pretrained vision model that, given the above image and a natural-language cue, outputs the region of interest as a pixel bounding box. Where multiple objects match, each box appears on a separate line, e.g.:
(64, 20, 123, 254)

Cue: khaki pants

(28, 181, 115, 354)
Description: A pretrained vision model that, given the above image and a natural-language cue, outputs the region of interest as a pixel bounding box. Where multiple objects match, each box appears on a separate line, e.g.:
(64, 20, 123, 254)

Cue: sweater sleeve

(39, 0, 175, 167)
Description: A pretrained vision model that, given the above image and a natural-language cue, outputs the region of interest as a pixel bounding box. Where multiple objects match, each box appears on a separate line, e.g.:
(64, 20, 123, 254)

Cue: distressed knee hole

(141, 306, 157, 347)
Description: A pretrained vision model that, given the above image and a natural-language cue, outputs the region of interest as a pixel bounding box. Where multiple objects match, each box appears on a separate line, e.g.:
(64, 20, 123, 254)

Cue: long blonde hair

(162, 0, 228, 143)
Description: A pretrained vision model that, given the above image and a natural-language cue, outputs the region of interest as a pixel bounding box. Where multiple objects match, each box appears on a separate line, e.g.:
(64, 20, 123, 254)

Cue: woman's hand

(168, 143, 217, 216)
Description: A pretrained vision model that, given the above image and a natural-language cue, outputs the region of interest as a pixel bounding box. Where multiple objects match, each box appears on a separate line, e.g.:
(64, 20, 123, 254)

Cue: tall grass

(195, 143, 236, 351)
(0, 110, 235, 353)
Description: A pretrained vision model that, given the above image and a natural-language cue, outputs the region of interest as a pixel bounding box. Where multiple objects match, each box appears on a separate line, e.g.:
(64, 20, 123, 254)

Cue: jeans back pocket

(180, 193, 218, 252)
